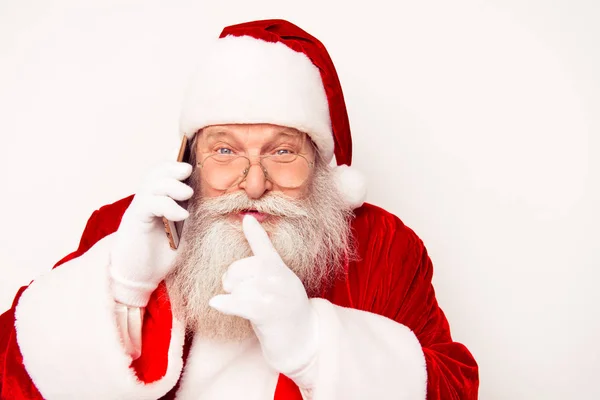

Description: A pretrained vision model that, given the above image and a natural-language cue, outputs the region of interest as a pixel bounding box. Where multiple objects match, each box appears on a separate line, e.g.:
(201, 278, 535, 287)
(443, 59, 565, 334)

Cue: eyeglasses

(196, 139, 315, 191)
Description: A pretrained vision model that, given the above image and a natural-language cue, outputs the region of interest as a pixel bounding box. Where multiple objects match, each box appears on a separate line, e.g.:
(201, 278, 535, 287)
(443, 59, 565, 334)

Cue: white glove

(109, 161, 193, 307)
(209, 215, 319, 388)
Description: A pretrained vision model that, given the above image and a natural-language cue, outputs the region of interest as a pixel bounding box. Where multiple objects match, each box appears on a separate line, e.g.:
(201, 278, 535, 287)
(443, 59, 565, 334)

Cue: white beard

(166, 162, 354, 341)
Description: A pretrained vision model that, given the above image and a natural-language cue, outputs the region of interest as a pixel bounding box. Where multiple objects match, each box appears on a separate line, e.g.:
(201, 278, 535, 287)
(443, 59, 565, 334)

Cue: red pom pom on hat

(179, 19, 367, 208)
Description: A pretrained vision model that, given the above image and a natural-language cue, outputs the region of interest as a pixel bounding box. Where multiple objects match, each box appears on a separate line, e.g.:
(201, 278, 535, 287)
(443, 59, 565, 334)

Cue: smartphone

(162, 136, 191, 249)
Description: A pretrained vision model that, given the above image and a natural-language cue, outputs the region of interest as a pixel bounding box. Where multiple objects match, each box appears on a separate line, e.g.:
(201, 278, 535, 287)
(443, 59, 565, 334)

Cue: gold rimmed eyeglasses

(197, 151, 314, 191)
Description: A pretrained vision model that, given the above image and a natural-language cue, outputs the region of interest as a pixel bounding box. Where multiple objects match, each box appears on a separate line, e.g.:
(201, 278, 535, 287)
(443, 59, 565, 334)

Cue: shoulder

(348, 203, 431, 282)
(84, 195, 134, 233)
(53, 195, 134, 268)
(77, 195, 134, 250)
(351, 202, 425, 253)
(327, 203, 435, 311)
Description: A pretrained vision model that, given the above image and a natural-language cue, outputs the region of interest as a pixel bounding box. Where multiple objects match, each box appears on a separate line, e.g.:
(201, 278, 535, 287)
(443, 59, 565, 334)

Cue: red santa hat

(179, 19, 366, 209)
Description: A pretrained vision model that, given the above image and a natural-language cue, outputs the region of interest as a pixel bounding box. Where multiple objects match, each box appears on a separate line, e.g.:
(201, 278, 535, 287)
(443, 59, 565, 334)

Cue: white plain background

(1, 0, 599, 398)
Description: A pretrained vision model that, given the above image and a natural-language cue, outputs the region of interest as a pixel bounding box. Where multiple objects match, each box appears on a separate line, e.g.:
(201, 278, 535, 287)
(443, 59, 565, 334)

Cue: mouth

(236, 209, 270, 223)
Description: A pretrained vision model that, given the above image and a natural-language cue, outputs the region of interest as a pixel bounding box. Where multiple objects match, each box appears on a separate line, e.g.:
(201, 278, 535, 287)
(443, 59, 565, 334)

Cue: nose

(238, 163, 272, 199)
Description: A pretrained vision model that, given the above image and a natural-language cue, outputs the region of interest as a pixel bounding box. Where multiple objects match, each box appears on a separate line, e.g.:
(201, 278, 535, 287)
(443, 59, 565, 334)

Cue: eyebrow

(270, 130, 303, 141)
(202, 128, 303, 142)
(203, 130, 232, 142)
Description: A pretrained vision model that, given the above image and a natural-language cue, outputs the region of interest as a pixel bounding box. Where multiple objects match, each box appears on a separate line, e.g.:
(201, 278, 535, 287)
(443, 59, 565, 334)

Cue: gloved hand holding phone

(108, 160, 193, 307)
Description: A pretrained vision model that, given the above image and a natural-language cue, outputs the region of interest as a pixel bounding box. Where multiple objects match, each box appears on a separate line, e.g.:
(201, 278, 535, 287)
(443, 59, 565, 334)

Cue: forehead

(200, 124, 304, 143)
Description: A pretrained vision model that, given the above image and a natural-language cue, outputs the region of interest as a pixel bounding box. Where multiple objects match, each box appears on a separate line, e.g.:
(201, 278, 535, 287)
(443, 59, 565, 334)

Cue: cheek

(277, 181, 311, 199)
(192, 171, 219, 199)
(199, 180, 244, 198)
(199, 184, 223, 199)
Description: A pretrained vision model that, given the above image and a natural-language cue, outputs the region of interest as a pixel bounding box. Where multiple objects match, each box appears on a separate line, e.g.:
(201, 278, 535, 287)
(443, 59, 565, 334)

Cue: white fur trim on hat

(333, 164, 367, 209)
(179, 35, 335, 162)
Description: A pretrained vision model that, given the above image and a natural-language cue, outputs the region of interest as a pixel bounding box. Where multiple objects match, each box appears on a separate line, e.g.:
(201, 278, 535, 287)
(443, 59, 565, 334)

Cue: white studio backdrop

(1, 0, 598, 398)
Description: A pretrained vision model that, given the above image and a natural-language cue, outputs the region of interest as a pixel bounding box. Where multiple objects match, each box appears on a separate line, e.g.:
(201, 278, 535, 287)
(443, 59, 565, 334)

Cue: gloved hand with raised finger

(209, 215, 320, 389)
(109, 160, 193, 307)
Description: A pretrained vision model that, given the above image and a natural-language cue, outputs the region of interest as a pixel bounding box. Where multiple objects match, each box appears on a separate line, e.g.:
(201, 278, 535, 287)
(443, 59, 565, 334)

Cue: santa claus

(0, 19, 478, 399)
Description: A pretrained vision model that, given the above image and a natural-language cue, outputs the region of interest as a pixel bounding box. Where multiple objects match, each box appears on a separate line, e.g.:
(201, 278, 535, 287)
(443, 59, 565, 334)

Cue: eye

(217, 147, 234, 155)
(275, 148, 296, 156)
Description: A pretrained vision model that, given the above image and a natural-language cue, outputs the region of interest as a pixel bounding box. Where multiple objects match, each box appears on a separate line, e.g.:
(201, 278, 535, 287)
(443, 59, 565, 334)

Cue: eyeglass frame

(194, 138, 317, 190)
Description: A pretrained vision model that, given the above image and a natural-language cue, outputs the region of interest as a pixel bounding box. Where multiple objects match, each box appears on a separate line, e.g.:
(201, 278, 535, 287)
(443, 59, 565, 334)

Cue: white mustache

(196, 191, 309, 219)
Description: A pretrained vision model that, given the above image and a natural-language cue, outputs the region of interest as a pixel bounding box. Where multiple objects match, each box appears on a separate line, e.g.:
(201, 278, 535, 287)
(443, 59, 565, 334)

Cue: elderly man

(0, 19, 478, 399)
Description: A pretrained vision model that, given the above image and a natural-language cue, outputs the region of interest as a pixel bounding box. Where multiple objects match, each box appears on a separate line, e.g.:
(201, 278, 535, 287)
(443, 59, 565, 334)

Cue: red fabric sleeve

(325, 203, 479, 399)
(0, 195, 176, 399)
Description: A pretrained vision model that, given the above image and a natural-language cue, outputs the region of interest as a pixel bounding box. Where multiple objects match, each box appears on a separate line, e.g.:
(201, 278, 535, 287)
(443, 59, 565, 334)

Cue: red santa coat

(0, 196, 478, 399)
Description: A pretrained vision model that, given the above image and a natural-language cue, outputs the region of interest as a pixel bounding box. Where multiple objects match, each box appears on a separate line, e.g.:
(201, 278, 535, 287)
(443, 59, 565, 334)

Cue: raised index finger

(242, 215, 277, 259)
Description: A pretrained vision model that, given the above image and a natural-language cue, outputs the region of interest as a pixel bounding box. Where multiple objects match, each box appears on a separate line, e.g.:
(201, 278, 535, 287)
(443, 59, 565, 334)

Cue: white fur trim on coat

(179, 35, 335, 162)
(307, 298, 427, 399)
(14, 234, 185, 400)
